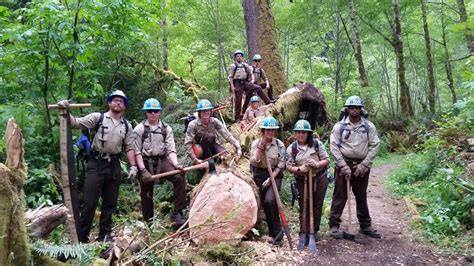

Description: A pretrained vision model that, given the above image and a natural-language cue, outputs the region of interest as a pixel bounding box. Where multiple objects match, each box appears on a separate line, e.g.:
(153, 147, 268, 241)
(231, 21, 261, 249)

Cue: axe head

(208, 159, 216, 174)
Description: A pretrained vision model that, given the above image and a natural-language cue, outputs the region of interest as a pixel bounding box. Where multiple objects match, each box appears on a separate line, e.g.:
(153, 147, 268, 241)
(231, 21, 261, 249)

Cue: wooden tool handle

(150, 161, 209, 180)
(48, 103, 92, 109)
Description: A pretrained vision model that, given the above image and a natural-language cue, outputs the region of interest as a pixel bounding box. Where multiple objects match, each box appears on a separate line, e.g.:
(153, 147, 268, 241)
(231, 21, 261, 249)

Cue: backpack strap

(291, 141, 298, 160)
(121, 118, 130, 152)
(142, 121, 168, 142)
(91, 112, 105, 148)
(232, 63, 251, 80)
(337, 119, 370, 148)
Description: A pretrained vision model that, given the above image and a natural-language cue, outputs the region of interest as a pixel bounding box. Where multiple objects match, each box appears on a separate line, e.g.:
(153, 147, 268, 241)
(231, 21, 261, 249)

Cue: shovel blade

(282, 226, 293, 250)
(308, 234, 317, 253)
(297, 234, 306, 251)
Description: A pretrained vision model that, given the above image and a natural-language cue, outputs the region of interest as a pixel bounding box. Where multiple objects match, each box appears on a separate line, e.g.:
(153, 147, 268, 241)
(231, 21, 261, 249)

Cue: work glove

(140, 168, 153, 183)
(236, 148, 242, 157)
(262, 178, 271, 188)
(340, 165, 352, 180)
(353, 163, 369, 177)
(57, 99, 70, 108)
(307, 159, 319, 169)
(128, 166, 138, 183)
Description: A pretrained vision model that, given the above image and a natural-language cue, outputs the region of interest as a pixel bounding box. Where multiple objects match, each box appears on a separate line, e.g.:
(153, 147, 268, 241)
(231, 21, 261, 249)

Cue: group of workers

(57, 54, 381, 248)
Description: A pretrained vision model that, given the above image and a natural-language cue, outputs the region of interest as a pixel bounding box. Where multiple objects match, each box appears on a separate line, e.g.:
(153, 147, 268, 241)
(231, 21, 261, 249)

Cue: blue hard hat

(196, 99, 213, 111)
(250, 95, 261, 102)
(107, 90, 128, 107)
(293, 119, 312, 132)
(142, 98, 162, 111)
(260, 116, 279, 129)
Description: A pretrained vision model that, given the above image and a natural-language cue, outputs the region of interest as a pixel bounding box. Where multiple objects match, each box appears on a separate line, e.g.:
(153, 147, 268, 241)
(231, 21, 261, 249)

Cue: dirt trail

(243, 163, 467, 264)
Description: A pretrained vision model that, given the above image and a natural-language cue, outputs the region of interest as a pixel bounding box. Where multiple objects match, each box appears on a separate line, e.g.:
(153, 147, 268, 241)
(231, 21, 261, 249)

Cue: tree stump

(0, 118, 30, 265)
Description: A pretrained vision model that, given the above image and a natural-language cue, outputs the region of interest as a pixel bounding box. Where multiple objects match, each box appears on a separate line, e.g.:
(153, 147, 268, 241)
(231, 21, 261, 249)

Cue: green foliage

(31, 240, 95, 264)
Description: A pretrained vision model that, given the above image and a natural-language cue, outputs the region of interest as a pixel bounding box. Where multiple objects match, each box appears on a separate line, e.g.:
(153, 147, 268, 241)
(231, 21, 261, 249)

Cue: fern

(31, 240, 95, 264)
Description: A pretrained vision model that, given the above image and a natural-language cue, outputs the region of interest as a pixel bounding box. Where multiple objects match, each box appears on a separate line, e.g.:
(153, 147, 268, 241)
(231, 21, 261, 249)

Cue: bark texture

(348, 0, 369, 87)
(392, 0, 413, 116)
(421, 0, 436, 113)
(243, 0, 260, 60)
(457, 0, 474, 54)
(0, 119, 30, 265)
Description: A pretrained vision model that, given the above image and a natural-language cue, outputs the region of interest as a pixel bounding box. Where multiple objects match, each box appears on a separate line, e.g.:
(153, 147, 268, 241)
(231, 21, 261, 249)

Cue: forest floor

(239, 163, 470, 265)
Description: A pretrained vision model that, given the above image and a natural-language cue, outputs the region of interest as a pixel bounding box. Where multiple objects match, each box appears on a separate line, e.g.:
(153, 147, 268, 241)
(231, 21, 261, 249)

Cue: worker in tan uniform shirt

(328, 96, 381, 239)
(133, 98, 186, 228)
(286, 120, 329, 248)
(250, 116, 286, 245)
(57, 90, 137, 243)
(241, 95, 265, 128)
(185, 99, 242, 165)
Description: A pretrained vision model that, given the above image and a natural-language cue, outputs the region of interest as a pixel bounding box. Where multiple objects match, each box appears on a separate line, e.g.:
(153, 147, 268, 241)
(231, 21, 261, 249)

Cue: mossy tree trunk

(0, 119, 30, 265)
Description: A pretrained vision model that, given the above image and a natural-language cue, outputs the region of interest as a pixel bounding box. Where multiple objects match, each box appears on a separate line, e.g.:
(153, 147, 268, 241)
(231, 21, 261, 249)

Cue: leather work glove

(57, 99, 70, 108)
(140, 168, 153, 183)
(340, 165, 352, 180)
(128, 166, 138, 183)
(262, 178, 271, 188)
(354, 163, 369, 178)
(307, 159, 319, 169)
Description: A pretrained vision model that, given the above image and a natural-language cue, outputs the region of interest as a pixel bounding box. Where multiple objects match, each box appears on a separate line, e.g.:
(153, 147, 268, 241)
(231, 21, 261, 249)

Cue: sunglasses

(254, 60, 261, 62)
(146, 110, 160, 114)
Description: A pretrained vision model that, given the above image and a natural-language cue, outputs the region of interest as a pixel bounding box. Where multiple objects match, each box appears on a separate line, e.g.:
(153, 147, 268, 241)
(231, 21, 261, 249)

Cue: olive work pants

(79, 156, 121, 243)
(328, 164, 372, 229)
(233, 79, 271, 121)
(194, 131, 226, 160)
(139, 157, 187, 224)
(295, 170, 328, 234)
(242, 82, 274, 115)
(251, 166, 283, 238)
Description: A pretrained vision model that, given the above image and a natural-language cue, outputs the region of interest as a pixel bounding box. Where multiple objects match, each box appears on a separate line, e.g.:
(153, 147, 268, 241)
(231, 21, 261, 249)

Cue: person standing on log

(133, 98, 186, 228)
(57, 90, 137, 243)
(286, 120, 329, 247)
(185, 99, 242, 165)
(228, 50, 273, 123)
(242, 54, 276, 112)
(250, 116, 286, 245)
(328, 96, 381, 239)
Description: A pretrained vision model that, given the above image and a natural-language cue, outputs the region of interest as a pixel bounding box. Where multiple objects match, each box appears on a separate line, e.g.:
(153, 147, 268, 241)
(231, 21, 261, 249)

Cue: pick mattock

(297, 172, 308, 251)
(342, 176, 356, 240)
(307, 168, 317, 253)
(48, 102, 92, 244)
(264, 154, 293, 250)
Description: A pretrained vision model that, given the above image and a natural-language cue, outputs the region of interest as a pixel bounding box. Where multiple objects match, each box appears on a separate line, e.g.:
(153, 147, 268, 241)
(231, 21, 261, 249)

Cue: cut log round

(25, 204, 68, 239)
(189, 169, 259, 245)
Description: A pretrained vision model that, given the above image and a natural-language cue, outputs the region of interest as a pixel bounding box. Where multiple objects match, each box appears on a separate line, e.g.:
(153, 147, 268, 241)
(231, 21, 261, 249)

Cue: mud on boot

(359, 226, 381, 238)
(330, 226, 343, 239)
(171, 209, 186, 228)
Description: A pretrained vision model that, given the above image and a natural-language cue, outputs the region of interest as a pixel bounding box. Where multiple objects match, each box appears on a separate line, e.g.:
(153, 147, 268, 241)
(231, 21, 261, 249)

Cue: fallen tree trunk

(25, 204, 68, 239)
(0, 119, 30, 265)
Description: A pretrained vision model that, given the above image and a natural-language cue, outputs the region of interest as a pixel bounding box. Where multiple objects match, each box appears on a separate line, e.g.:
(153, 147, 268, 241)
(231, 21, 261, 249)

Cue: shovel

(264, 154, 293, 250)
(297, 174, 308, 251)
(308, 168, 317, 253)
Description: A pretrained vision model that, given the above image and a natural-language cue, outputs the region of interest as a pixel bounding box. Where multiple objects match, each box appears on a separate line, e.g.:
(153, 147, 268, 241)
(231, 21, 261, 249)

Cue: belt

(143, 155, 166, 160)
(90, 150, 120, 162)
(345, 160, 362, 166)
(295, 169, 326, 179)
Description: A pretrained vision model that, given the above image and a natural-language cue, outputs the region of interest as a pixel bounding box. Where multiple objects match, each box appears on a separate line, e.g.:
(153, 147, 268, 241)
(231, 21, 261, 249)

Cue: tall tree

(441, 0, 456, 104)
(421, 0, 436, 113)
(392, 0, 413, 116)
(214, 0, 225, 89)
(162, 0, 168, 70)
(243, 0, 288, 95)
(457, 0, 474, 54)
(348, 0, 368, 87)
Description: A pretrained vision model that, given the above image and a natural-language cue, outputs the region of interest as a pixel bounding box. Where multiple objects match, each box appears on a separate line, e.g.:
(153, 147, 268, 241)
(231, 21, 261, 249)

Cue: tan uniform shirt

(286, 140, 329, 173)
(74, 112, 134, 154)
(228, 63, 251, 80)
(242, 107, 265, 123)
(330, 117, 380, 168)
(250, 65, 267, 84)
(133, 121, 176, 157)
(250, 138, 286, 170)
(184, 117, 240, 160)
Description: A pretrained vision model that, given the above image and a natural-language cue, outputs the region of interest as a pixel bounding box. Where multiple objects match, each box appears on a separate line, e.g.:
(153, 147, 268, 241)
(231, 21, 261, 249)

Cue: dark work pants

(233, 80, 271, 121)
(79, 157, 121, 242)
(194, 132, 226, 160)
(139, 157, 187, 224)
(242, 82, 274, 115)
(328, 164, 372, 229)
(252, 166, 283, 238)
(296, 171, 328, 234)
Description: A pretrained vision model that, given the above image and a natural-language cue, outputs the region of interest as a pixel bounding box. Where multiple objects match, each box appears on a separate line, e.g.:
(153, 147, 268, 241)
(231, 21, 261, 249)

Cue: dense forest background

(0, 0, 472, 261)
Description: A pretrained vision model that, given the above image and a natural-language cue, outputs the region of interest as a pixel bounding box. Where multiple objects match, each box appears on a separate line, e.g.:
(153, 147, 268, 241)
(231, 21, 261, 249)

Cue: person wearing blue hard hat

(185, 99, 242, 165)
(57, 89, 136, 243)
(133, 98, 187, 228)
(241, 95, 265, 125)
(250, 116, 286, 245)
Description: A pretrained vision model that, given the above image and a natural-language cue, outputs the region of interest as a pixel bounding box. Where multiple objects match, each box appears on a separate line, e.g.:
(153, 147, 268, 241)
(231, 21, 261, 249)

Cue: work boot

(360, 226, 381, 238)
(96, 232, 113, 242)
(268, 229, 284, 246)
(171, 210, 186, 228)
(330, 226, 343, 239)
